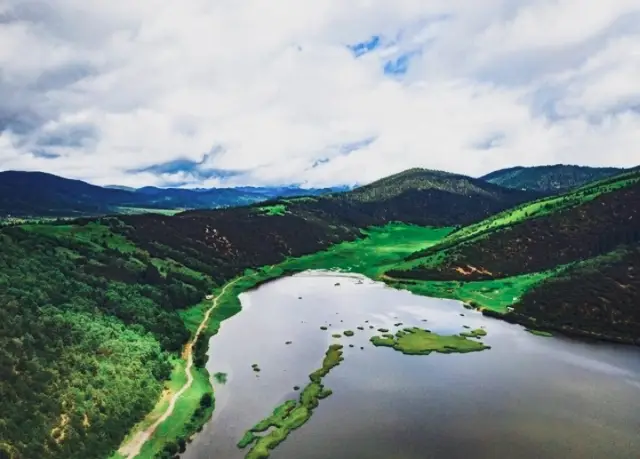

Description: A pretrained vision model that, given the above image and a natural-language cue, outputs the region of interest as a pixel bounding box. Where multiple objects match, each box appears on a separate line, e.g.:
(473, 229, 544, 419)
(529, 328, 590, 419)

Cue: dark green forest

(486, 246, 640, 344)
(0, 222, 216, 459)
(481, 164, 626, 192)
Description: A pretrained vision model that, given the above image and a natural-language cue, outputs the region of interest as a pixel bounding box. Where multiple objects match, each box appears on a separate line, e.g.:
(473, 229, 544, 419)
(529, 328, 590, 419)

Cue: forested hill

(387, 170, 640, 343)
(256, 168, 540, 227)
(0, 210, 358, 459)
(481, 164, 626, 193)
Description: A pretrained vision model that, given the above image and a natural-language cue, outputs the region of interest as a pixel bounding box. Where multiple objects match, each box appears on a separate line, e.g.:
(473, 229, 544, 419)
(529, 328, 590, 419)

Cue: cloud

(0, 0, 639, 188)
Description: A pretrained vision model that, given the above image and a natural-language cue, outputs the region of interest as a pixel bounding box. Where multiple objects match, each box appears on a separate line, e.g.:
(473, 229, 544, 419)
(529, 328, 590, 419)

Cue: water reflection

(182, 271, 640, 459)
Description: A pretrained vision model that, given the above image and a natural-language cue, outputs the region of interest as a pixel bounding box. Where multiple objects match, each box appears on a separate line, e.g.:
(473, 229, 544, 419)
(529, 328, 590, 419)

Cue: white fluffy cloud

(0, 0, 639, 187)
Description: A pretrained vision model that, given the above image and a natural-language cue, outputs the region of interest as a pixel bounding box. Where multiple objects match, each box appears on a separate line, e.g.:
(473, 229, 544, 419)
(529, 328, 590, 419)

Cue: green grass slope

(481, 164, 627, 193)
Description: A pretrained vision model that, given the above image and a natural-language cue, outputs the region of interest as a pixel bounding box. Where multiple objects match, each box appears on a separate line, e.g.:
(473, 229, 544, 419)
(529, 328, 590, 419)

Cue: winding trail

(118, 279, 239, 459)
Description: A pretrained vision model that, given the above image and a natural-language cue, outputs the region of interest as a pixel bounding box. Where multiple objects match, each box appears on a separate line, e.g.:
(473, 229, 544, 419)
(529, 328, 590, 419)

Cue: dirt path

(118, 279, 239, 459)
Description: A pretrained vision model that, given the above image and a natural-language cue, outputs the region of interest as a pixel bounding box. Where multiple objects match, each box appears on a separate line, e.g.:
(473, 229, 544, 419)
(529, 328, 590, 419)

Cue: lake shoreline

(115, 265, 640, 459)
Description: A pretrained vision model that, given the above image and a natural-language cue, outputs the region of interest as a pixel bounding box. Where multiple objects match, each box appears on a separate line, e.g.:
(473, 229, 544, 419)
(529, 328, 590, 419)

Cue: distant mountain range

(0, 170, 348, 218)
(0, 164, 634, 218)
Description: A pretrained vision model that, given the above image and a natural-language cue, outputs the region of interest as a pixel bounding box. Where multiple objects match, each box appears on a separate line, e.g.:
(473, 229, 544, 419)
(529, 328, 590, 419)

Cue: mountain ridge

(482, 164, 628, 192)
(0, 170, 344, 218)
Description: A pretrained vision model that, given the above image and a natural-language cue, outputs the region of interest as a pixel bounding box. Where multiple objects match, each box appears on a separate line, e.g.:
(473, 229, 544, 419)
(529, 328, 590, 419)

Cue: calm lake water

(182, 271, 640, 459)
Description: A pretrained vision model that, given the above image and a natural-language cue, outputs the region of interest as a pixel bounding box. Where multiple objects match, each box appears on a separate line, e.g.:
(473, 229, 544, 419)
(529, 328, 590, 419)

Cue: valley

(1, 166, 639, 459)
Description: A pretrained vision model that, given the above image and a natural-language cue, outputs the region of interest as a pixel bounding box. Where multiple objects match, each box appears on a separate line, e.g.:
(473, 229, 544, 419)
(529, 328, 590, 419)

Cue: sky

(0, 0, 639, 188)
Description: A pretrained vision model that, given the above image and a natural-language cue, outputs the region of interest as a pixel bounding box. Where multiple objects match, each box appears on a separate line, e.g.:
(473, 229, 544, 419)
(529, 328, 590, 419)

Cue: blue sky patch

(339, 136, 376, 154)
(32, 149, 61, 159)
(472, 132, 506, 150)
(383, 51, 420, 75)
(348, 35, 381, 57)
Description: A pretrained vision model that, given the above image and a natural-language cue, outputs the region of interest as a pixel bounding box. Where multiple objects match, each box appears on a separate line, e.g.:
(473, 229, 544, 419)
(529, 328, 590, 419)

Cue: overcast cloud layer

(1, 0, 639, 188)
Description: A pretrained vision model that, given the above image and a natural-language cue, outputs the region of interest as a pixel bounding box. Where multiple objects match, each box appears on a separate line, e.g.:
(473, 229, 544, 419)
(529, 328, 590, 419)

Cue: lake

(182, 271, 640, 459)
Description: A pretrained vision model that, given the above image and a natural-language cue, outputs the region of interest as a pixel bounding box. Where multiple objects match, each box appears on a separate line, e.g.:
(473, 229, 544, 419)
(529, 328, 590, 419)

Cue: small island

(238, 344, 344, 458)
(460, 328, 487, 338)
(213, 372, 228, 384)
(370, 327, 490, 355)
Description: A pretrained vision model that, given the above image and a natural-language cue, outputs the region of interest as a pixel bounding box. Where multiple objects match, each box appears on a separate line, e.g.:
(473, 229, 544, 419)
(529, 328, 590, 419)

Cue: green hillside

(386, 169, 640, 343)
(481, 164, 627, 192)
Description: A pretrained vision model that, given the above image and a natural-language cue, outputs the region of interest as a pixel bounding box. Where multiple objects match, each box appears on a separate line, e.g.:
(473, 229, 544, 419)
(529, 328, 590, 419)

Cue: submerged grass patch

(370, 328, 490, 355)
(213, 372, 228, 384)
(460, 328, 487, 338)
(526, 329, 553, 337)
(238, 344, 345, 459)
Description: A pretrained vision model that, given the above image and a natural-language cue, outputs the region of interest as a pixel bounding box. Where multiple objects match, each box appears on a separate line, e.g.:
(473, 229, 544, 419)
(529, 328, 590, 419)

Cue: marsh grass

(371, 328, 490, 355)
(238, 344, 345, 458)
(526, 329, 553, 337)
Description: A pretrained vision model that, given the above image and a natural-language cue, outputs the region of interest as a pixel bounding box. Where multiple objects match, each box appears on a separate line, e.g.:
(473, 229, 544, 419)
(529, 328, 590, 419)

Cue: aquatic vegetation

(213, 372, 228, 384)
(377, 328, 389, 333)
(309, 344, 344, 383)
(460, 328, 487, 338)
(526, 329, 553, 337)
(343, 330, 355, 337)
(237, 431, 257, 449)
(370, 328, 490, 355)
(332, 333, 342, 338)
(238, 345, 344, 459)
